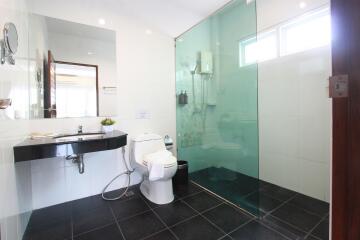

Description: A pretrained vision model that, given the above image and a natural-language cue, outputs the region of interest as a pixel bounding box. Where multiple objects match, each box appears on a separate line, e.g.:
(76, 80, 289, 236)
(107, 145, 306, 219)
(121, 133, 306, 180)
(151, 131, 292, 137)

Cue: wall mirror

(29, 14, 117, 119)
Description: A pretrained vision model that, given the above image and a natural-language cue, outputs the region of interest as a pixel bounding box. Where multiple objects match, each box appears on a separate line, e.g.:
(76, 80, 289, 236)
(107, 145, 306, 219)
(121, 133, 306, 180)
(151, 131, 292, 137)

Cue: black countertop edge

(14, 130, 127, 148)
(13, 130, 128, 162)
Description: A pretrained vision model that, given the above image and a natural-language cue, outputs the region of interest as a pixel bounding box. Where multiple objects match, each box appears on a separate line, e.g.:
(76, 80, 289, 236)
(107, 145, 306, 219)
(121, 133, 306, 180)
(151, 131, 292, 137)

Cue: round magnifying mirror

(4, 23, 18, 54)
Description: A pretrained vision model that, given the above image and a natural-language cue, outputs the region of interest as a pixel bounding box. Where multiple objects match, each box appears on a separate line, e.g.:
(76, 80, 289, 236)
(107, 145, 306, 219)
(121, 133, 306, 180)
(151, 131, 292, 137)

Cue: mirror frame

(54, 61, 99, 117)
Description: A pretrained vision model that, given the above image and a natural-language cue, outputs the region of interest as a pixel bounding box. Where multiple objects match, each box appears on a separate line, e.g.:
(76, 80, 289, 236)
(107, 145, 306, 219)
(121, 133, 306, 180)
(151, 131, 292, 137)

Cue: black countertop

(13, 130, 127, 162)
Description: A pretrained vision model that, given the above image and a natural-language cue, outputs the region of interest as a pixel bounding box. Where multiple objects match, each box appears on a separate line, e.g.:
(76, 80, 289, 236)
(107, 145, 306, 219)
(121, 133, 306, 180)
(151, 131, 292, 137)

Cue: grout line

(179, 198, 228, 236)
(139, 229, 175, 240)
(70, 206, 74, 240)
(168, 213, 201, 228)
(224, 218, 255, 237)
(175, 188, 205, 201)
(138, 193, 180, 240)
(112, 208, 153, 222)
(109, 205, 127, 240)
(263, 193, 299, 218)
(263, 214, 308, 237)
(72, 222, 118, 239)
(285, 202, 329, 219)
(190, 181, 258, 218)
(239, 189, 260, 199)
(189, 180, 311, 240)
(303, 214, 329, 240)
(253, 220, 295, 240)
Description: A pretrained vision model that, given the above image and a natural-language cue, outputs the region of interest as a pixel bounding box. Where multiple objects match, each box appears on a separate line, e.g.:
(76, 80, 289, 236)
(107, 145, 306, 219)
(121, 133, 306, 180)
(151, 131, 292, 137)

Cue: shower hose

(101, 146, 135, 201)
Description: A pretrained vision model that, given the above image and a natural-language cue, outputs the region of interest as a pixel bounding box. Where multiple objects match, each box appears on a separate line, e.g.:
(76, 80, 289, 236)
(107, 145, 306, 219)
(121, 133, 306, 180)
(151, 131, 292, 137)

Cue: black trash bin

(173, 160, 188, 186)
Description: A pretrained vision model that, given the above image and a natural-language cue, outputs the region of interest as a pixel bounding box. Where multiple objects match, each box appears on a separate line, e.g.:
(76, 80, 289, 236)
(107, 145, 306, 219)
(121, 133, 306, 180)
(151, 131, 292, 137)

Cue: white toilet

(131, 133, 178, 204)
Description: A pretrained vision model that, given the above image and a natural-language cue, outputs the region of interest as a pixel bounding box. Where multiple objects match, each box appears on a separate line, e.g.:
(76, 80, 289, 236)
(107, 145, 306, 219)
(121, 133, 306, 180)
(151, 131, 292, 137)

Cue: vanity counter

(13, 130, 127, 162)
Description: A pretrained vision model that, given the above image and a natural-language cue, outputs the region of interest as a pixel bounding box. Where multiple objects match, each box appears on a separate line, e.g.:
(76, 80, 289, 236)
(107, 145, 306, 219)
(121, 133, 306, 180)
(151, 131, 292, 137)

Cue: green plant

(101, 118, 116, 126)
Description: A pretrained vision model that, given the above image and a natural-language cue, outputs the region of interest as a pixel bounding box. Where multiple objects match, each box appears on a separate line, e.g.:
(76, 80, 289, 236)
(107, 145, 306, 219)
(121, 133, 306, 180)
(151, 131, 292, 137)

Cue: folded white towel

(145, 150, 172, 181)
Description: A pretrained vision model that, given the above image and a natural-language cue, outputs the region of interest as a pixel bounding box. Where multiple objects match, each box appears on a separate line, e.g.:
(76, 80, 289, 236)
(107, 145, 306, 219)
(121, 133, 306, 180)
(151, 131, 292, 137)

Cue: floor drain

(125, 191, 135, 197)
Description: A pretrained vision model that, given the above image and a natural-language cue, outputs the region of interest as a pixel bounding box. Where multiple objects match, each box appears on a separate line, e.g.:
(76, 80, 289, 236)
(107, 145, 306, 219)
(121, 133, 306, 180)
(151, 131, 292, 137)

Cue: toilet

(131, 133, 178, 204)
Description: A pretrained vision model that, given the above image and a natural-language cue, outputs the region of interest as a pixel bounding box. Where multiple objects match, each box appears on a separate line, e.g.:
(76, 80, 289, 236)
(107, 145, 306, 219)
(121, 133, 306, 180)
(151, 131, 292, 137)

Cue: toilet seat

(142, 150, 177, 168)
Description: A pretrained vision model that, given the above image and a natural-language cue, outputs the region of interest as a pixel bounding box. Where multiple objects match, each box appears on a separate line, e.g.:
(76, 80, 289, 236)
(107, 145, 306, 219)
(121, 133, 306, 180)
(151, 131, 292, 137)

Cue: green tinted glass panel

(176, 0, 259, 215)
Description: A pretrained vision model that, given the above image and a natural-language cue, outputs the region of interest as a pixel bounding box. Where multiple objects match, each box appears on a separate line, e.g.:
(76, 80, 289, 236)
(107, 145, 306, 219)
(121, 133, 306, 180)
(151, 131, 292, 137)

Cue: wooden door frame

(331, 0, 360, 239)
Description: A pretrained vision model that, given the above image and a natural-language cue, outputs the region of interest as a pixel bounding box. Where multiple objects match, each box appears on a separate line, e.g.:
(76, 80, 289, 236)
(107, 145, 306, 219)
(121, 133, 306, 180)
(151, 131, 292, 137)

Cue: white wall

(0, 0, 33, 239)
(26, 2, 176, 210)
(0, 2, 176, 239)
(257, 0, 331, 202)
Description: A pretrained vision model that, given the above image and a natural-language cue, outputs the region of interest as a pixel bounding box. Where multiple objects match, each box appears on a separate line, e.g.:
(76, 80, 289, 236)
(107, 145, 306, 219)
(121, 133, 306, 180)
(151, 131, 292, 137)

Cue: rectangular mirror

(29, 14, 117, 119)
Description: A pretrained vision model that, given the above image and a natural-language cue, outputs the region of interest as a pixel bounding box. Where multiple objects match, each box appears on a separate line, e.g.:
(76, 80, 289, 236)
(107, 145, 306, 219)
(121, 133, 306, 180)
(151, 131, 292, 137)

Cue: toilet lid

(143, 150, 177, 168)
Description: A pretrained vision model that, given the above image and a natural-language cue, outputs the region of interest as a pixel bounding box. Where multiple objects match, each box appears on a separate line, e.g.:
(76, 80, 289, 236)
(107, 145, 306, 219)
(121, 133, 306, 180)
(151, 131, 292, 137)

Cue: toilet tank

(131, 133, 166, 164)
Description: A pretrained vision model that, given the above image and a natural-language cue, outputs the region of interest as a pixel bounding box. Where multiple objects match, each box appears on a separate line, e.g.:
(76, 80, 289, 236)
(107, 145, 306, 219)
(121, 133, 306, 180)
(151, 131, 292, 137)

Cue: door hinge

(329, 74, 349, 98)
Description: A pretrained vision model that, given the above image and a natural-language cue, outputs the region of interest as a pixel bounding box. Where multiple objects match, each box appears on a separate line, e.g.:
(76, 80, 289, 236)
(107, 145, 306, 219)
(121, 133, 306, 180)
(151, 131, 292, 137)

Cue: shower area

(176, 0, 331, 237)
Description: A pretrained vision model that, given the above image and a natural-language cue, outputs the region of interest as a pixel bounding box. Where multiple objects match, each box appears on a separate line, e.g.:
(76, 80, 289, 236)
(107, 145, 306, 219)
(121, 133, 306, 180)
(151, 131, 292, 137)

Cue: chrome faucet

(78, 125, 83, 134)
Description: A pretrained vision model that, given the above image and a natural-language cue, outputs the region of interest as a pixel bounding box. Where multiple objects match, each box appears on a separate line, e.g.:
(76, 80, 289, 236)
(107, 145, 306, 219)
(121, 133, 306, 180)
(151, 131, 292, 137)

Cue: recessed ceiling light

(98, 18, 106, 25)
(87, 51, 94, 55)
(145, 29, 153, 35)
(299, 1, 307, 9)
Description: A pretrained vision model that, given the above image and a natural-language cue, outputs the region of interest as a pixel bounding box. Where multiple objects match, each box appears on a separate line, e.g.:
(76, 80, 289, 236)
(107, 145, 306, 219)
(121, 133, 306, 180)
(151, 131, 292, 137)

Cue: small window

(239, 30, 278, 67)
(280, 8, 331, 56)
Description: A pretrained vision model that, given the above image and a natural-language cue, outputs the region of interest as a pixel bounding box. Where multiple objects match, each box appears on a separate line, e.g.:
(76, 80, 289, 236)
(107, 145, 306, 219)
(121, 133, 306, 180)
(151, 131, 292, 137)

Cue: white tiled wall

(258, 47, 331, 202)
(0, 0, 33, 238)
(257, 0, 331, 203)
(0, 1, 176, 239)
(25, 11, 176, 209)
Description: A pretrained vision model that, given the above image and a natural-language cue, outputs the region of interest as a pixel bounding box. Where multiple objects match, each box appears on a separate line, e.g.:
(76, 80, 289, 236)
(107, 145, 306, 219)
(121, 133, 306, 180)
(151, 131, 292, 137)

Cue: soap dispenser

(179, 91, 185, 105)
(184, 91, 188, 104)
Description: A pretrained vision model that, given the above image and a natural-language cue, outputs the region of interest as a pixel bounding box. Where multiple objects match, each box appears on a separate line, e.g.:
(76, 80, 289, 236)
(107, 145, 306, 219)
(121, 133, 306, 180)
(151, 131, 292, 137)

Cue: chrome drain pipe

(66, 154, 85, 174)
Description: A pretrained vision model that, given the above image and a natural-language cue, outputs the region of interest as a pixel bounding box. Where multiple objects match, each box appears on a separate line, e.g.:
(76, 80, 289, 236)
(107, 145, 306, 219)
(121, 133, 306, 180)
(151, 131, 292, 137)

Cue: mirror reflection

(29, 15, 117, 119)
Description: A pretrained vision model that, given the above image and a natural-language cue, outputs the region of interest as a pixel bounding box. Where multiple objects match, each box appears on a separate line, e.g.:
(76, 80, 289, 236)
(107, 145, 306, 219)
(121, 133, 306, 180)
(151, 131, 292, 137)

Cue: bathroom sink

(54, 133, 105, 142)
(13, 130, 128, 162)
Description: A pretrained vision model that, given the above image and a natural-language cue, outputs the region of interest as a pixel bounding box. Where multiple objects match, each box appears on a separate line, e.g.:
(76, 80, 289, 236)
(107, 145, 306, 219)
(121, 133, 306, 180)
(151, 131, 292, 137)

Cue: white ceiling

(100, 0, 233, 37)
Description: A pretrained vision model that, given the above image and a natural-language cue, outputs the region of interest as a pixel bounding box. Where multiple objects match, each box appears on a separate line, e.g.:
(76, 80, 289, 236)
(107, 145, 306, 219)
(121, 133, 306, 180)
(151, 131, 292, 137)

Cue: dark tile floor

(24, 169, 329, 240)
(190, 167, 330, 240)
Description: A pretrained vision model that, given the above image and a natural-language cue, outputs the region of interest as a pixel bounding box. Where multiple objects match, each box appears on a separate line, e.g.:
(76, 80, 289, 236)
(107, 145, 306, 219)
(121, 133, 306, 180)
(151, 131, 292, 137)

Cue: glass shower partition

(175, 0, 259, 215)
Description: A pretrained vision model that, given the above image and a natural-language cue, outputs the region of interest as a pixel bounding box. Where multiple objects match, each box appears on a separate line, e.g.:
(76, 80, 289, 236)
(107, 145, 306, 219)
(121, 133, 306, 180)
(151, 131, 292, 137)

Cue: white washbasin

(54, 133, 105, 142)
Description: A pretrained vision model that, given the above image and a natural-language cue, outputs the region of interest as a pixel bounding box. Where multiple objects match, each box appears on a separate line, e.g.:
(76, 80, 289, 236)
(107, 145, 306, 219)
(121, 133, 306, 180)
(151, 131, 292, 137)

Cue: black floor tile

(311, 219, 329, 240)
(218, 236, 232, 240)
(174, 182, 203, 198)
(71, 195, 108, 215)
(271, 203, 322, 232)
(203, 203, 252, 233)
(72, 205, 115, 236)
(23, 221, 72, 240)
(259, 181, 297, 202)
(153, 200, 197, 226)
(118, 210, 166, 240)
(142, 230, 177, 240)
(27, 202, 71, 229)
(74, 223, 123, 240)
(288, 194, 329, 217)
(243, 191, 283, 213)
(261, 214, 307, 240)
(171, 215, 224, 240)
(305, 235, 322, 240)
(109, 195, 150, 220)
(230, 220, 288, 240)
(182, 191, 223, 213)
